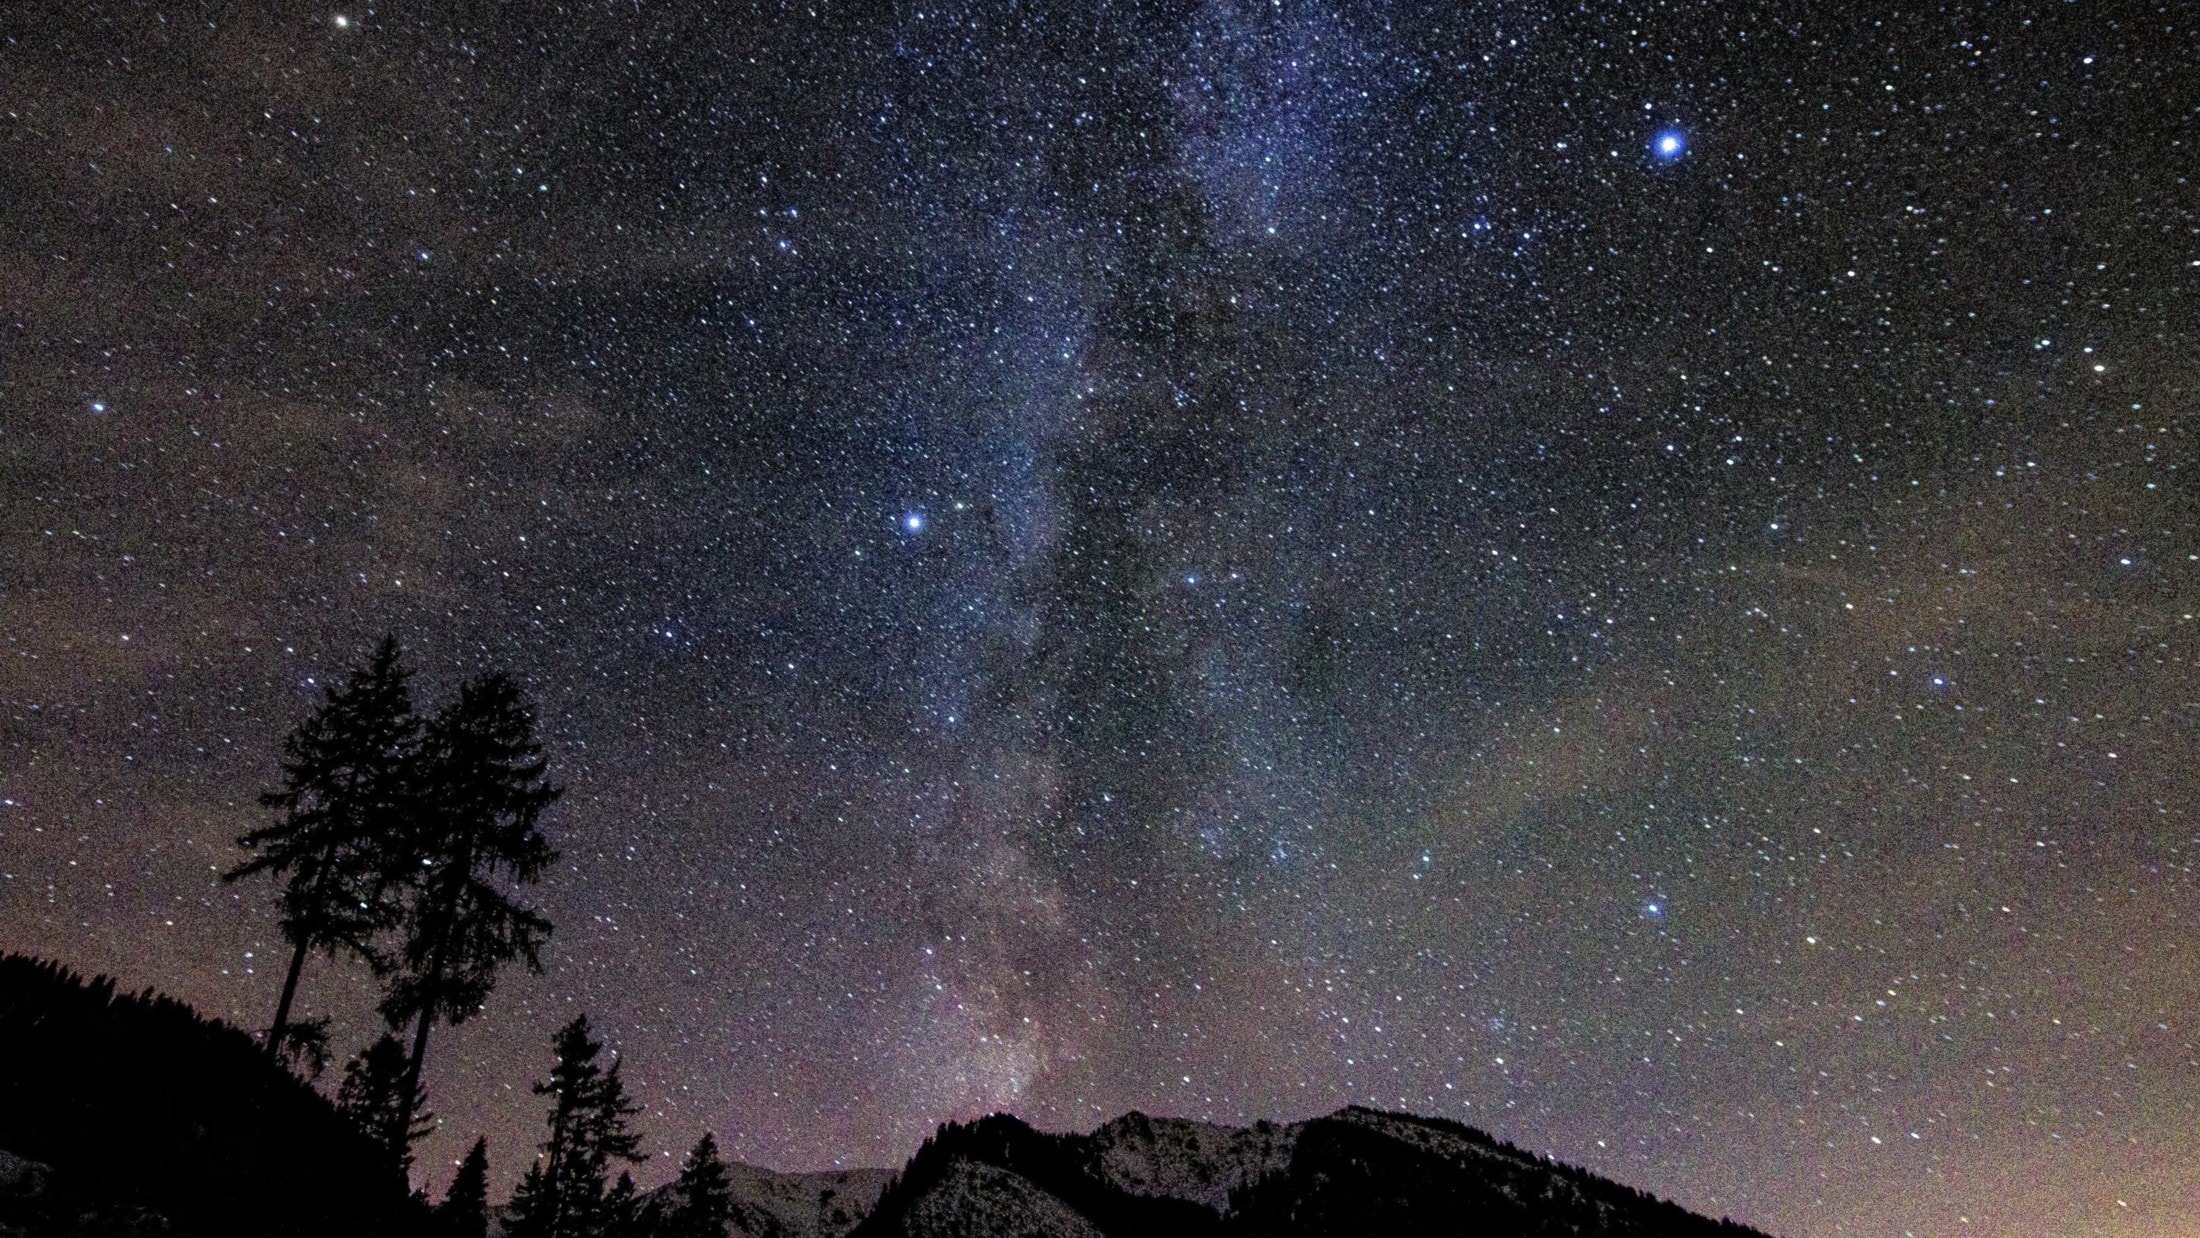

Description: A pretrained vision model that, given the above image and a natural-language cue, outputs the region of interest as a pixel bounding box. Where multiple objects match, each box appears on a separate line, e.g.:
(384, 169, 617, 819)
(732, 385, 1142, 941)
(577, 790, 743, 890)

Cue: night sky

(3, 3, 2196, 1234)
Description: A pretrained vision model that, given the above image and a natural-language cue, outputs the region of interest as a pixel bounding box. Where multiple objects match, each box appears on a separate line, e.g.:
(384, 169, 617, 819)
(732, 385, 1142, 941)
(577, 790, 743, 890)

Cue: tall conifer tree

(383, 671, 560, 1156)
(228, 636, 418, 1065)
(505, 1016, 643, 1238)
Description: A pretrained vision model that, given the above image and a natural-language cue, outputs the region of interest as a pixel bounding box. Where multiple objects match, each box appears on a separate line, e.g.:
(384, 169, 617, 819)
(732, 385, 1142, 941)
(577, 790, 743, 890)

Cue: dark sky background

(2, 2, 2195, 1234)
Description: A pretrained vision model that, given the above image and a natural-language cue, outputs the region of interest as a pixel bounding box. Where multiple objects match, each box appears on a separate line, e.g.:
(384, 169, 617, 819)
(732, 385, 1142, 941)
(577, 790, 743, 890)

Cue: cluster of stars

(0, 4, 2192, 1237)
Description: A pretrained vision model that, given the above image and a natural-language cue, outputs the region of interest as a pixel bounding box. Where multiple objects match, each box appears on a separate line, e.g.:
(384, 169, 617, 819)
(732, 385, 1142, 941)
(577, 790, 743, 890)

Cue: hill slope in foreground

(0, 954, 1765, 1237)
(0, 953, 421, 1238)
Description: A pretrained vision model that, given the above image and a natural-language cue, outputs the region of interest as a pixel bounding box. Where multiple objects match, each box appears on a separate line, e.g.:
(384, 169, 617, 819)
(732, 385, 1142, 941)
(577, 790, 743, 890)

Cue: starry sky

(2, 3, 2196, 1234)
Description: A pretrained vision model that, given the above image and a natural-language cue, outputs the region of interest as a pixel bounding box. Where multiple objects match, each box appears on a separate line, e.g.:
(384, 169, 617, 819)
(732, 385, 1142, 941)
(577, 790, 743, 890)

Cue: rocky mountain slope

(849, 1106, 1768, 1237)
(721, 1162, 894, 1238)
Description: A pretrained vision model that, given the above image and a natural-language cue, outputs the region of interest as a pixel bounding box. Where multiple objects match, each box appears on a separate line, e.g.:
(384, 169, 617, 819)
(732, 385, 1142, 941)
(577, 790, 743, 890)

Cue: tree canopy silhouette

(382, 670, 561, 1160)
(601, 1171, 646, 1238)
(226, 636, 420, 1067)
(661, 1133, 735, 1238)
(436, 1137, 491, 1238)
(507, 1015, 644, 1238)
(336, 1031, 434, 1182)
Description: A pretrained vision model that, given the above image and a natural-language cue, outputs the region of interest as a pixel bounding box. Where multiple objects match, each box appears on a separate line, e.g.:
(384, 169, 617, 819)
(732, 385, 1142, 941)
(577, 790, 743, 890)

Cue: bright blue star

(1652, 129, 1687, 161)
(901, 511, 926, 533)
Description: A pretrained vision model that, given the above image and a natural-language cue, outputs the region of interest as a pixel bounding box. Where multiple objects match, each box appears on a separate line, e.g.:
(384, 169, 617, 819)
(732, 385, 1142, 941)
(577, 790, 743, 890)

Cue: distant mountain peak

(851, 1105, 1769, 1238)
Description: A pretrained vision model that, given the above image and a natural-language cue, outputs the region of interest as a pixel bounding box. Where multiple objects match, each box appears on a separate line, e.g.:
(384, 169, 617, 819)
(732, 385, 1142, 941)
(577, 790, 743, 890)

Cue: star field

(1, 3, 2195, 1235)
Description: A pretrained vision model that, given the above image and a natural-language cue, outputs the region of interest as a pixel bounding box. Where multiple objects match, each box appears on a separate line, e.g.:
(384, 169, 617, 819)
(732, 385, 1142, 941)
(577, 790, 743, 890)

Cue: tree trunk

(265, 842, 336, 1062)
(393, 852, 466, 1167)
(542, 1104, 570, 1238)
(393, 945, 443, 1159)
(265, 937, 310, 1061)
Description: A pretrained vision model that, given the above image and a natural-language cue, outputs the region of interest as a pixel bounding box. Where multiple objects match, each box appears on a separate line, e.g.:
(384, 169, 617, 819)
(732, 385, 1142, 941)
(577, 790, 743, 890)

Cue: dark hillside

(1227, 1107, 1766, 1237)
(0, 954, 426, 1238)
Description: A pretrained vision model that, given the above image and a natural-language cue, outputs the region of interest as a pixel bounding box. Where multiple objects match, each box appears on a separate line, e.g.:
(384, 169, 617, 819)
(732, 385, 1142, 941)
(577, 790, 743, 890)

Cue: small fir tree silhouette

(505, 1016, 644, 1238)
(435, 1138, 490, 1238)
(227, 636, 419, 1065)
(276, 1013, 334, 1079)
(600, 1172, 647, 1238)
(335, 1032, 433, 1180)
(507, 1161, 552, 1236)
(661, 1133, 735, 1238)
(382, 671, 560, 1156)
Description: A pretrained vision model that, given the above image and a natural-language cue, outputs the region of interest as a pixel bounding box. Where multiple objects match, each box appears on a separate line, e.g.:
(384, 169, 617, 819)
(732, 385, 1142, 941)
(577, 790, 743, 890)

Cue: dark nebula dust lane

(2, 3, 2194, 1234)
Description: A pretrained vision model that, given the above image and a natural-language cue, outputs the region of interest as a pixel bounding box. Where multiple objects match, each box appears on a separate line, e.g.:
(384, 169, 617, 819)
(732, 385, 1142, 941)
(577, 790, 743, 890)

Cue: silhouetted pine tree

(508, 1161, 552, 1234)
(436, 1138, 490, 1238)
(382, 671, 560, 1155)
(276, 1012, 334, 1079)
(661, 1133, 734, 1238)
(601, 1172, 646, 1238)
(505, 1016, 643, 1238)
(227, 636, 419, 1067)
(335, 1032, 432, 1181)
